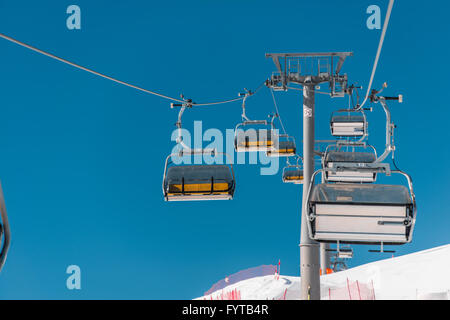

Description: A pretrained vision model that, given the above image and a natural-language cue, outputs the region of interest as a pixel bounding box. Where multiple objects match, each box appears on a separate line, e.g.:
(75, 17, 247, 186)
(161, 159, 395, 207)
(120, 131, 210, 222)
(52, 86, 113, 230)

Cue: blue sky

(0, 0, 448, 299)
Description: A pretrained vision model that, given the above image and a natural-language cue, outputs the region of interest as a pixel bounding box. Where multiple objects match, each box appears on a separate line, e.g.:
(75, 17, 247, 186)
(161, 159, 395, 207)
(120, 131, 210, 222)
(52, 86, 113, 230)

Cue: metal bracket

(368, 242, 396, 254)
(265, 52, 353, 94)
(326, 162, 391, 176)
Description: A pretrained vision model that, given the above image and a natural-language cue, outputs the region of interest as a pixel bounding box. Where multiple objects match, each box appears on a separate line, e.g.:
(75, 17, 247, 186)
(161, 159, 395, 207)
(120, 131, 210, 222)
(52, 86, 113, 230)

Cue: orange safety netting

(207, 288, 242, 300)
(327, 278, 375, 300)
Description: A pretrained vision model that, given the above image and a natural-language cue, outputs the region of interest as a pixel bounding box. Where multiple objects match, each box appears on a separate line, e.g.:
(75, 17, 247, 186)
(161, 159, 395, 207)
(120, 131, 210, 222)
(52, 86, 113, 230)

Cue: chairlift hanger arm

(392, 170, 416, 216)
(171, 99, 194, 151)
(239, 90, 253, 122)
(358, 0, 395, 110)
(371, 94, 399, 163)
(236, 88, 273, 128)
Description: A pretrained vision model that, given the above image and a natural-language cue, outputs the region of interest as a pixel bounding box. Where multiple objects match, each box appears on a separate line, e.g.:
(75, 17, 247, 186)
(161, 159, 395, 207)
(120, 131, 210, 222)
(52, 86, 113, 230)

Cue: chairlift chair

(337, 247, 353, 259)
(330, 109, 367, 137)
(327, 245, 354, 259)
(164, 101, 236, 201)
(266, 134, 296, 157)
(162, 151, 236, 201)
(282, 156, 304, 184)
(234, 91, 275, 153)
(234, 121, 274, 152)
(323, 146, 378, 183)
(306, 169, 416, 245)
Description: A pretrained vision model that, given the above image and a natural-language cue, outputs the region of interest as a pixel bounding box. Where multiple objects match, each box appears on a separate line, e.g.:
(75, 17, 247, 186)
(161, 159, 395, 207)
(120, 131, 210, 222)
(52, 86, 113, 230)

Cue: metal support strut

(300, 85, 320, 300)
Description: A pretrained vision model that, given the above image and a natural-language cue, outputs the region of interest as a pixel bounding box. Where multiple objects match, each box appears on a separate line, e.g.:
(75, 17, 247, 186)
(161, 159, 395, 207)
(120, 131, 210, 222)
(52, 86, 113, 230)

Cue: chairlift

(327, 244, 353, 259)
(234, 91, 274, 152)
(267, 137, 296, 157)
(163, 100, 236, 201)
(338, 250, 353, 259)
(162, 150, 236, 201)
(337, 246, 353, 259)
(264, 103, 296, 157)
(330, 109, 367, 137)
(282, 156, 303, 184)
(305, 168, 416, 245)
(266, 134, 296, 157)
(234, 122, 273, 152)
(323, 145, 378, 183)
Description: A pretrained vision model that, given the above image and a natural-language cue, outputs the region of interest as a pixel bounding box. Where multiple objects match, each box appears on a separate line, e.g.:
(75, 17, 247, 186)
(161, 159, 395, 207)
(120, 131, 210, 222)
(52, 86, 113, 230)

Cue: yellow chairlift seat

(168, 182, 230, 194)
(163, 164, 235, 201)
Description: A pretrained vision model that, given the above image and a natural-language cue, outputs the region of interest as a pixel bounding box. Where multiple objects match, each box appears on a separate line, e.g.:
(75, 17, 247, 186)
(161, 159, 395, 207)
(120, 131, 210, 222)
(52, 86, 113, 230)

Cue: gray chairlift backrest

(325, 151, 376, 163)
(332, 115, 365, 123)
(330, 110, 367, 137)
(324, 148, 378, 183)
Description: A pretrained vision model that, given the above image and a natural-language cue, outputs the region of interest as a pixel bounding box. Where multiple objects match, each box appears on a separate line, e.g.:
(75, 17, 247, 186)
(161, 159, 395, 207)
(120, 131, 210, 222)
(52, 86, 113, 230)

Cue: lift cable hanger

(0, 32, 263, 107)
(358, 0, 395, 110)
(268, 89, 299, 160)
(269, 88, 288, 136)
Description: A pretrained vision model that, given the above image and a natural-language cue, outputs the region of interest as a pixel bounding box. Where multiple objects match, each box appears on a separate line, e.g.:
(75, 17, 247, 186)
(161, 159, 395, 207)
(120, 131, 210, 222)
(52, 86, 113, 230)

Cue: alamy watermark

(366, 5, 381, 30)
(66, 5, 81, 30)
(66, 265, 81, 290)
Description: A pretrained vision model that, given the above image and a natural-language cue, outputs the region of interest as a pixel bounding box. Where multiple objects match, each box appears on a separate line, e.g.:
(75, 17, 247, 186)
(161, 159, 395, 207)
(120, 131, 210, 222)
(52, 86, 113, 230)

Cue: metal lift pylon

(266, 52, 352, 300)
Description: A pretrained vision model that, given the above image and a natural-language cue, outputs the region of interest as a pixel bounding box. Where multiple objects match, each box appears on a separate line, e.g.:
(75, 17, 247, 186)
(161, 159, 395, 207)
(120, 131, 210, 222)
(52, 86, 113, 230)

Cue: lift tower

(266, 52, 352, 300)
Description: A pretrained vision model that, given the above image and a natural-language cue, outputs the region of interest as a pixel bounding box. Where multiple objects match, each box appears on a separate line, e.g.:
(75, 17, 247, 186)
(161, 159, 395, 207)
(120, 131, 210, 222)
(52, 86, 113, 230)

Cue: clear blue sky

(0, 0, 448, 299)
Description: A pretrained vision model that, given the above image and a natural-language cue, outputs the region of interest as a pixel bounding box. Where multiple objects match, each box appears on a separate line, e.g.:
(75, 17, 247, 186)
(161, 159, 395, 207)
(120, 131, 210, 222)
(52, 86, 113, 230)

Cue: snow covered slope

(197, 244, 450, 300)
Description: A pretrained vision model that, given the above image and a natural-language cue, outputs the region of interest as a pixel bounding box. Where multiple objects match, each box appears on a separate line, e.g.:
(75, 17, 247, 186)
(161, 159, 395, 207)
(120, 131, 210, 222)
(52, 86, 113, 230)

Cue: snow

(196, 244, 450, 300)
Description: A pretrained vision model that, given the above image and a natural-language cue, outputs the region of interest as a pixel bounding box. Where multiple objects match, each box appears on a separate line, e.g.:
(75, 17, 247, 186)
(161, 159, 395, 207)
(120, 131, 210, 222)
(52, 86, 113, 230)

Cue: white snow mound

(196, 244, 450, 300)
